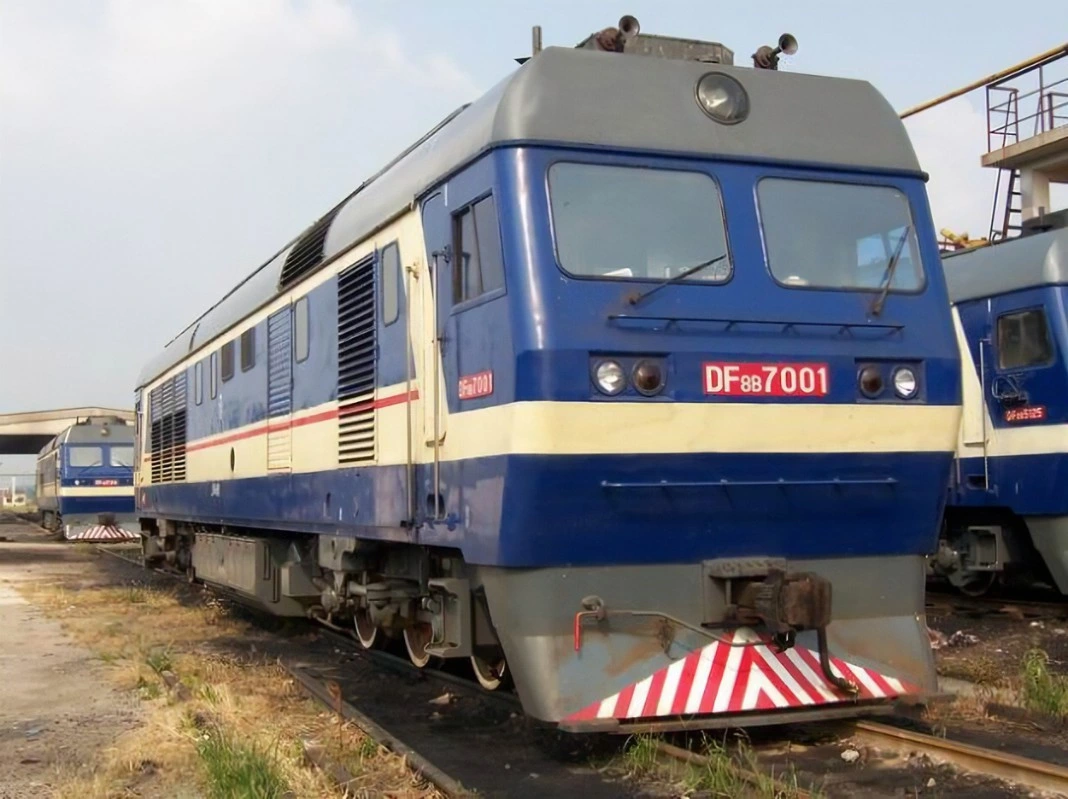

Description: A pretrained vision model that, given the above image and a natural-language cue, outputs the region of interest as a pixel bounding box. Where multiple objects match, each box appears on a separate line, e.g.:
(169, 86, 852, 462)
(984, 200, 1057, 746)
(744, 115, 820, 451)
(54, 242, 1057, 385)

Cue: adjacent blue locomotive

(935, 222, 1068, 595)
(36, 416, 138, 542)
(135, 18, 962, 730)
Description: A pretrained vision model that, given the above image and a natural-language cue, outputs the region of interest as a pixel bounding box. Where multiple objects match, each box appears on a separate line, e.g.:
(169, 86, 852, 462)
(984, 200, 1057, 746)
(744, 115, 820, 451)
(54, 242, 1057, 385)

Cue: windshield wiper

(628, 254, 728, 306)
(869, 226, 911, 317)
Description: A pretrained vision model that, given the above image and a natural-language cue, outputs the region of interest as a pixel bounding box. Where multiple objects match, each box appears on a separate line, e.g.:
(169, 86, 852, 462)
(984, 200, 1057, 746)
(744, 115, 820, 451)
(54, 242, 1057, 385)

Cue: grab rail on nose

(605, 313, 905, 337)
(601, 477, 898, 489)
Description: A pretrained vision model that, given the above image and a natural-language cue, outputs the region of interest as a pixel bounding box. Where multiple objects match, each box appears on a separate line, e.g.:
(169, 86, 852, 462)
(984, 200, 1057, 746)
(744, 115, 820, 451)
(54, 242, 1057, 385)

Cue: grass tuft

(620, 733, 661, 776)
(1022, 649, 1068, 719)
(146, 647, 174, 674)
(195, 726, 290, 799)
(137, 675, 163, 701)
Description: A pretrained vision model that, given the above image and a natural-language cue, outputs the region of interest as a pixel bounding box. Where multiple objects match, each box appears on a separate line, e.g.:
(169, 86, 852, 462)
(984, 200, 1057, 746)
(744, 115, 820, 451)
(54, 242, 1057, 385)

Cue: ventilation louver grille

(337, 257, 376, 465)
(279, 208, 341, 289)
(266, 307, 293, 471)
(149, 372, 187, 484)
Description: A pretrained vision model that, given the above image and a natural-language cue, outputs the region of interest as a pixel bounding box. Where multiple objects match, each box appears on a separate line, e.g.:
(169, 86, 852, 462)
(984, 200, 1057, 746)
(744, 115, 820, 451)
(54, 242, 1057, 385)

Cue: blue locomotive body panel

(137, 145, 960, 568)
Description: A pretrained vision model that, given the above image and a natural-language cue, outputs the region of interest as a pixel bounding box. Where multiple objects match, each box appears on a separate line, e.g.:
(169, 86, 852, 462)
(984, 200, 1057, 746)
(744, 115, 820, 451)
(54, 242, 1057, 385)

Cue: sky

(1, 0, 1066, 464)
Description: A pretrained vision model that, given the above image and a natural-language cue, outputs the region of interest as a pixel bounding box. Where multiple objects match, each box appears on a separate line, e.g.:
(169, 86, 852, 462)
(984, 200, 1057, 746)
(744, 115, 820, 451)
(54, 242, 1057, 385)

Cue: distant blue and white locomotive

(935, 221, 1068, 596)
(36, 416, 138, 542)
(135, 18, 962, 730)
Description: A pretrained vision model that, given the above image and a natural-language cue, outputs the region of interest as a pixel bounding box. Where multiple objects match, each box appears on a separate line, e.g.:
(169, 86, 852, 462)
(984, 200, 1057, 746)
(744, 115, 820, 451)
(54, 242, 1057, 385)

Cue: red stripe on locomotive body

(185, 389, 419, 453)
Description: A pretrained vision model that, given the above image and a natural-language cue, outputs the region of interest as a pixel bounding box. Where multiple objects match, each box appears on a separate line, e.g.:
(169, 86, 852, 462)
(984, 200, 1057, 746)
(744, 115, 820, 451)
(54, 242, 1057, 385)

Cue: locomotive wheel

(403, 622, 434, 668)
(353, 608, 378, 650)
(470, 653, 508, 691)
(951, 570, 998, 597)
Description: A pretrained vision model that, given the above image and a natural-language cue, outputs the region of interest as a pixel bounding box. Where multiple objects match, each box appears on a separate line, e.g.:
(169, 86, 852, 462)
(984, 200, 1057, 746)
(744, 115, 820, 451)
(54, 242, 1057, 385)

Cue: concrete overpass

(0, 408, 135, 455)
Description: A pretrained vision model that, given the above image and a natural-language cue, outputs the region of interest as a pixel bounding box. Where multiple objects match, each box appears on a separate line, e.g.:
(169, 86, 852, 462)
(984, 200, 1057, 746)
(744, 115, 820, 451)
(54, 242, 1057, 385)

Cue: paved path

(0, 521, 140, 798)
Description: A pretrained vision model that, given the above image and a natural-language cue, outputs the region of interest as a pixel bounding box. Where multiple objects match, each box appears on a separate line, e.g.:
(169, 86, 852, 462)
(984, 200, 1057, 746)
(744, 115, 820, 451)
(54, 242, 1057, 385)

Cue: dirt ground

(0, 518, 439, 799)
(0, 526, 142, 799)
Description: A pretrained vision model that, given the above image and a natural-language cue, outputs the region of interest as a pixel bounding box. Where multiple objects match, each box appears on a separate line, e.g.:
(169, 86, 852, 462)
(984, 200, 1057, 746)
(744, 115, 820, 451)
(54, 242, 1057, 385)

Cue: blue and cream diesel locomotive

(36, 416, 138, 542)
(934, 220, 1068, 596)
(135, 18, 962, 730)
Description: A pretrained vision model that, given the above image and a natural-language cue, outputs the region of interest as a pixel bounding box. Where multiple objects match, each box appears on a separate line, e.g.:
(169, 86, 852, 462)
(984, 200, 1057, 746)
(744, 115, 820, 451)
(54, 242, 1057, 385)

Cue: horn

(618, 15, 640, 39)
(776, 33, 798, 56)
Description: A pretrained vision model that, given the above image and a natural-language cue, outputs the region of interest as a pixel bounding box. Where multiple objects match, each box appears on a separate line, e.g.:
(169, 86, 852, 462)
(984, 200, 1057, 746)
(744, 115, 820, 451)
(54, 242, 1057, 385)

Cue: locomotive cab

(938, 225, 1068, 596)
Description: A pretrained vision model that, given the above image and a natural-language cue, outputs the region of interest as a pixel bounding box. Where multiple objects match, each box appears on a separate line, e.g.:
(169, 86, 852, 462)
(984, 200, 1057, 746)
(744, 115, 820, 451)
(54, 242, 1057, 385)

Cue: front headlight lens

(858, 366, 884, 398)
(695, 73, 750, 125)
(632, 359, 665, 396)
(893, 367, 918, 399)
(594, 360, 626, 395)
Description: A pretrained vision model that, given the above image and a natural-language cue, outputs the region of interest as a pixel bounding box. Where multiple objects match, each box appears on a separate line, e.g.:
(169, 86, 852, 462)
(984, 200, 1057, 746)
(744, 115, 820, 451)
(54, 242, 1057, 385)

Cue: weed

(97, 651, 120, 665)
(195, 727, 289, 799)
(1022, 649, 1068, 719)
(620, 733, 662, 777)
(199, 684, 222, 705)
(679, 738, 740, 795)
(353, 735, 378, 760)
(137, 676, 162, 701)
(146, 647, 174, 674)
(122, 586, 149, 604)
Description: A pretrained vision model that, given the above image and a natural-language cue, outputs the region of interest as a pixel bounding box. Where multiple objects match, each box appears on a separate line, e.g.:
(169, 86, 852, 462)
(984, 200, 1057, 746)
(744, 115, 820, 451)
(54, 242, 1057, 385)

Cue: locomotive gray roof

(139, 45, 921, 388)
(37, 418, 133, 457)
(943, 227, 1068, 303)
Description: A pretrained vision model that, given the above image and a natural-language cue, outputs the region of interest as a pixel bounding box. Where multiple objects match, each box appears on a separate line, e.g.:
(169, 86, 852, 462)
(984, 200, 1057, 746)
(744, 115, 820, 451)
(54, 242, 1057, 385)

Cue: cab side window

(997, 308, 1053, 369)
(452, 195, 504, 305)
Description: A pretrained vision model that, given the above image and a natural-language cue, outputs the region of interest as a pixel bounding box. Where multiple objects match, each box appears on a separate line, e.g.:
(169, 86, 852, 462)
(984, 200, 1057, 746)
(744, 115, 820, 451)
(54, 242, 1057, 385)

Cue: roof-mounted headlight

(695, 73, 749, 125)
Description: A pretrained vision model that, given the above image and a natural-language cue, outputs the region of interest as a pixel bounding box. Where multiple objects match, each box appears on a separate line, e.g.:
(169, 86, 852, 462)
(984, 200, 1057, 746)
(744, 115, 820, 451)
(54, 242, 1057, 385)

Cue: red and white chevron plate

(565, 627, 915, 723)
(65, 525, 138, 542)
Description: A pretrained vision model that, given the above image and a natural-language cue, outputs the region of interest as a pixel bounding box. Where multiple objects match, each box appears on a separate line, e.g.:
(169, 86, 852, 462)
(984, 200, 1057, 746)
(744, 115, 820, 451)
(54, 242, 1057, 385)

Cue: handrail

(899, 42, 1068, 119)
(606, 313, 904, 336)
(601, 477, 898, 489)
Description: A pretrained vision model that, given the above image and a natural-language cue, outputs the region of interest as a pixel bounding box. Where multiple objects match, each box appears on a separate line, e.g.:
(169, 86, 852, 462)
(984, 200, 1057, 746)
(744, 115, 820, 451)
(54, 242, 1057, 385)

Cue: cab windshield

(67, 446, 104, 468)
(548, 162, 732, 283)
(757, 178, 924, 292)
(109, 446, 135, 468)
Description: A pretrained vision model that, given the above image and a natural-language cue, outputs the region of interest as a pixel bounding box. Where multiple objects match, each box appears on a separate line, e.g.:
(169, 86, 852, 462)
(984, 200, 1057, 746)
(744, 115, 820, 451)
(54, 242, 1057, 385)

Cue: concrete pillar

(1020, 168, 1051, 222)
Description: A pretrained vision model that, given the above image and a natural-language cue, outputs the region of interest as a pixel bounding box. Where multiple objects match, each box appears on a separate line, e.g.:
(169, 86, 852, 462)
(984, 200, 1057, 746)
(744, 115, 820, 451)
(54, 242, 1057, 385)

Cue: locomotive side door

(266, 303, 294, 472)
(420, 191, 454, 516)
(987, 297, 1059, 422)
(986, 296, 1061, 502)
(953, 304, 991, 492)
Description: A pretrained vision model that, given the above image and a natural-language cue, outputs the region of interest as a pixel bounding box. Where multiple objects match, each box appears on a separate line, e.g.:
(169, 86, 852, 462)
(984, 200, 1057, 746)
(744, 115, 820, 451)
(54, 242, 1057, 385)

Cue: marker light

(858, 366, 884, 398)
(893, 367, 918, 399)
(594, 360, 626, 395)
(695, 73, 750, 125)
(632, 359, 665, 396)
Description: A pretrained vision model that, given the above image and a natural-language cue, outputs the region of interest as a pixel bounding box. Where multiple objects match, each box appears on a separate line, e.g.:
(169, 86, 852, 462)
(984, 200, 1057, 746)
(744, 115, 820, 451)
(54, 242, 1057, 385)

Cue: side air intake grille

(149, 372, 188, 484)
(337, 256, 376, 465)
(279, 207, 341, 289)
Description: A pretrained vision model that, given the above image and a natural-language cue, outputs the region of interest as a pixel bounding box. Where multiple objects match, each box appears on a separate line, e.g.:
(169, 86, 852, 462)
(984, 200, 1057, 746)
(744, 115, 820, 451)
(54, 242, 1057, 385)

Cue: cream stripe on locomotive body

(136, 22, 961, 731)
(164, 394, 959, 485)
(60, 485, 136, 498)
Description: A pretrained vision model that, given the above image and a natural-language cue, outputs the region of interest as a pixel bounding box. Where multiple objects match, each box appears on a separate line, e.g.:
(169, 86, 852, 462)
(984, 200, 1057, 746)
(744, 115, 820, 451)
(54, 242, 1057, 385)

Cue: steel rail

(656, 740, 813, 798)
(282, 661, 472, 798)
(925, 589, 1068, 619)
(851, 720, 1068, 795)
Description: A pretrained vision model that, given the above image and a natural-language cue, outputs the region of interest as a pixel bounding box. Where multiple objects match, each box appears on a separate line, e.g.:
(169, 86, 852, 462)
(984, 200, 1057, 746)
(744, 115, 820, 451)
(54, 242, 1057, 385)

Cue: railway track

(93, 543, 1068, 797)
(926, 589, 1068, 621)
(848, 721, 1068, 796)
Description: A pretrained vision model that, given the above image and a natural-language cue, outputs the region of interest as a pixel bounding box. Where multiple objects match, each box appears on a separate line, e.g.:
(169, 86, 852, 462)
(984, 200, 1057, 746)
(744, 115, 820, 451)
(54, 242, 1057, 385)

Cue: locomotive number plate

(1005, 406, 1046, 423)
(458, 370, 494, 400)
(703, 362, 830, 397)
(93, 479, 119, 486)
